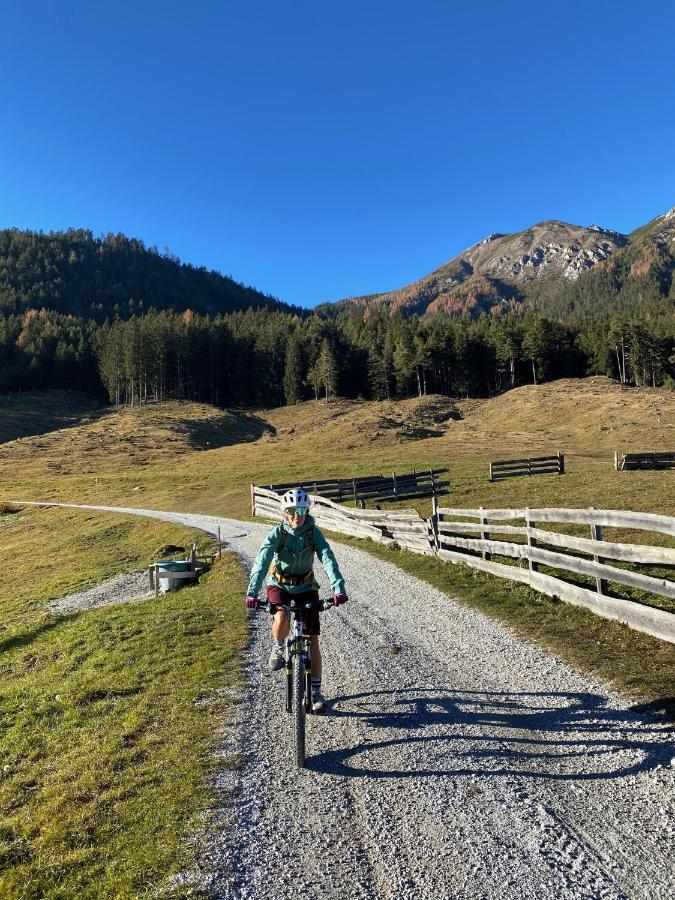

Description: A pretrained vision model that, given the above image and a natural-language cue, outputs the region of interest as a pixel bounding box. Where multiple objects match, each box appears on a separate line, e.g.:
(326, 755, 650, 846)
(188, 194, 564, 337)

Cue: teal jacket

(247, 515, 346, 597)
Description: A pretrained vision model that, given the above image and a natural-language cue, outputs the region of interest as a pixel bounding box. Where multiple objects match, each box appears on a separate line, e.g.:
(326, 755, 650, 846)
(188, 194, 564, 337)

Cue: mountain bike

(260, 596, 335, 768)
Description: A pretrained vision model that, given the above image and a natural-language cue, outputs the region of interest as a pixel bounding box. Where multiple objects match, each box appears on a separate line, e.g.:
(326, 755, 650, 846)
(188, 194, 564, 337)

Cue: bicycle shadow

(305, 688, 674, 780)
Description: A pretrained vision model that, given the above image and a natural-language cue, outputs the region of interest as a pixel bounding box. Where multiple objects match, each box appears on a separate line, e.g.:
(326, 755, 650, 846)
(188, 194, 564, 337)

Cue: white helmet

(281, 487, 310, 512)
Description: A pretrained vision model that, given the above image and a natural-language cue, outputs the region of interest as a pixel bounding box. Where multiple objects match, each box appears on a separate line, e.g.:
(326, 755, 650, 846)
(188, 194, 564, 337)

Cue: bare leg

(272, 608, 290, 641)
(309, 635, 322, 678)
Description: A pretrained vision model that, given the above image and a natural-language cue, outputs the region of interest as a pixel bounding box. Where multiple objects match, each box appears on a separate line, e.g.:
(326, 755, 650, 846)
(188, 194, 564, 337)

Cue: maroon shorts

(266, 586, 321, 636)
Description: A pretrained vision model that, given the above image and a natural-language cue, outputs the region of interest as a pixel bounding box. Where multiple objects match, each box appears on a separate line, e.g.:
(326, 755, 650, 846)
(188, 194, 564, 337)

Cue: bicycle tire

(285, 655, 293, 714)
(293, 651, 306, 768)
(304, 665, 312, 713)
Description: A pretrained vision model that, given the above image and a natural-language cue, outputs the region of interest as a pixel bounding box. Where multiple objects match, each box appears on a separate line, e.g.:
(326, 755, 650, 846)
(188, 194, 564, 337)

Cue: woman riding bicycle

(244, 488, 348, 713)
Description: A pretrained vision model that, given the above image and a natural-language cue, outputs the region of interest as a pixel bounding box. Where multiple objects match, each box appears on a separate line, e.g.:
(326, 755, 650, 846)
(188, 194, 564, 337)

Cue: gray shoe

(268, 646, 284, 672)
(311, 691, 327, 714)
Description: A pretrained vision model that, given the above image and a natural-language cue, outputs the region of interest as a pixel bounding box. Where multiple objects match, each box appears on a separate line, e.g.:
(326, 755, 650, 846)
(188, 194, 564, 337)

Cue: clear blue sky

(2, 1, 674, 308)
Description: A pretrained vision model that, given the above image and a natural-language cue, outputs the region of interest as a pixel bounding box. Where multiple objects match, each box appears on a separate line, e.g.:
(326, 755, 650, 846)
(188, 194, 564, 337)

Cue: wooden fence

(615, 451, 675, 471)
(252, 485, 675, 644)
(251, 485, 436, 554)
(266, 468, 449, 507)
(489, 453, 564, 482)
(432, 501, 675, 644)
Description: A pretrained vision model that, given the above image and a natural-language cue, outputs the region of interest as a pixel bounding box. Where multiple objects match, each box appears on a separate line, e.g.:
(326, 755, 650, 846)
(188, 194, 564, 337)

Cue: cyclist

(244, 487, 349, 713)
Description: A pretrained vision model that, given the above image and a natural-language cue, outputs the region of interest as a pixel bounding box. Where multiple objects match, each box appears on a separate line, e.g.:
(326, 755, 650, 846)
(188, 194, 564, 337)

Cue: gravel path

(17, 502, 675, 899)
(47, 569, 152, 615)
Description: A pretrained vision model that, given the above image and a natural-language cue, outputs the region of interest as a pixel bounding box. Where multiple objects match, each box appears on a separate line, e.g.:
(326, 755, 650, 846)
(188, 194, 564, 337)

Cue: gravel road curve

(19, 502, 675, 899)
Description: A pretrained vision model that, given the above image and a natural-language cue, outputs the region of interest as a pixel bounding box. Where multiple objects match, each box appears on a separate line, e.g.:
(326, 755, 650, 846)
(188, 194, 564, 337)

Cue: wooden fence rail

(432, 501, 675, 644)
(615, 451, 675, 471)
(489, 453, 564, 482)
(252, 485, 436, 554)
(252, 485, 675, 644)
(266, 468, 449, 506)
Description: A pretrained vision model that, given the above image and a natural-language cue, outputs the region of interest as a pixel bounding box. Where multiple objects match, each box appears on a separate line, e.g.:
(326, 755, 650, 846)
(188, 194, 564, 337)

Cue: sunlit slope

(0, 378, 673, 517)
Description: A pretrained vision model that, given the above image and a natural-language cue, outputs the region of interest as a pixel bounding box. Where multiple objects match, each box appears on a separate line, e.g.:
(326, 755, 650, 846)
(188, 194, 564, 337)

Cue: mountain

(544, 206, 675, 320)
(0, 228, 298, 321)
(323, 219, 630, 318)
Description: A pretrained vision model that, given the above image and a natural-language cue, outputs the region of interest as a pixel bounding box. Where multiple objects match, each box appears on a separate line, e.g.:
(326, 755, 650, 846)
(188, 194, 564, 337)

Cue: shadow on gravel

(305, 688, 674, 781)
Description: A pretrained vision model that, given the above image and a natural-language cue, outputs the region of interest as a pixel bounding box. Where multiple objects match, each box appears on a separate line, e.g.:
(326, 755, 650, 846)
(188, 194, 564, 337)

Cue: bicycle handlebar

(257, 597, 335, 612)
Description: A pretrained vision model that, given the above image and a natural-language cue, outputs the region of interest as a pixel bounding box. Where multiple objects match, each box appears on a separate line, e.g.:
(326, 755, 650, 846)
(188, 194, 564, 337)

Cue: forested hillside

(0, 220, 673, 406)
(0, 228, 291, 319)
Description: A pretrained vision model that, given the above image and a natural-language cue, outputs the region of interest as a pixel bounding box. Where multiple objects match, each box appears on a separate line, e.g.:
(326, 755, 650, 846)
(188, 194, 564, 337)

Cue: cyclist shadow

(306, 688, 674, 780)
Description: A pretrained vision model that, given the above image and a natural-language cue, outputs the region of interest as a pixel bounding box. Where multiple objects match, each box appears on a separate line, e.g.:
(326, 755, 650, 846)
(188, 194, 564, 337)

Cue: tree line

(1, 304, 672, 404)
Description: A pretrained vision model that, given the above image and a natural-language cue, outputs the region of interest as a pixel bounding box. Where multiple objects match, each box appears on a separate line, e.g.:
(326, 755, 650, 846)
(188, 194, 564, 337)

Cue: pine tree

(317, 338, 338, 402)
(283, 333, 304, 404)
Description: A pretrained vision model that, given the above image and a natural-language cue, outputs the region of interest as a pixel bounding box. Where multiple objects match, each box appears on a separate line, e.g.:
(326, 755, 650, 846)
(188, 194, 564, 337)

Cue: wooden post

(148, 566, 155, 591)
(352, 478, 358, 506)
(614, 451, 618, 472)
(250, 483, 256, 516)
(480, 507, 490, 561)
(430, 468, 436, 495)
(392, 471, 398, 500)
(155, 565, 160, 598)
(190, 541, 197, 571)
(431, 494, 439, 551)
(558, 452, 565, 475)
(526, 508, 538, 574)
(218, 525, 222, 559)
(590, 508, 608, 595)
(489, 462, 494, 482)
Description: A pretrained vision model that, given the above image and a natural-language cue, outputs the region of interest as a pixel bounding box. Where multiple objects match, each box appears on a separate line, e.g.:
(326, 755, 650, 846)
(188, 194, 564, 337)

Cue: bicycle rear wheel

(293, 652, 306, 768)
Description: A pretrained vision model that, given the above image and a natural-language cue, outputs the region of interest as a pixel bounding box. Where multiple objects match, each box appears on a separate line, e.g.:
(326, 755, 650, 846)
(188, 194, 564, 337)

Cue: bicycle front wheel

(293, 651, 306, 768)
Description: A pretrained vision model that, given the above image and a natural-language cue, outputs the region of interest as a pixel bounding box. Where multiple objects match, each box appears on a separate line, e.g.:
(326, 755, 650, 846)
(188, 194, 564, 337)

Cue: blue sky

(1, 1, 674, 308)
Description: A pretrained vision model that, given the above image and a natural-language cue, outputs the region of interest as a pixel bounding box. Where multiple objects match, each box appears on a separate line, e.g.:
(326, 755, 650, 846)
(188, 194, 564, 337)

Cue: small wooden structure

(489, 453, 564, 482)
(148, 541, 216, 597)
(615, 451, 675, 471)
(267, 468, 449, 507)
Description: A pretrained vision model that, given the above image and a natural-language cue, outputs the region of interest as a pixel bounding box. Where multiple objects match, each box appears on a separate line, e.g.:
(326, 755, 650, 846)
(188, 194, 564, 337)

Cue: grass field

(0, 377, 673, 893)
(0, 505, 248, 898)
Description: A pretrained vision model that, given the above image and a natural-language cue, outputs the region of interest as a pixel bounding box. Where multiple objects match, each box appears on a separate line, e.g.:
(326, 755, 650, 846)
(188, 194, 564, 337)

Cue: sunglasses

(286, 507, 308, 516)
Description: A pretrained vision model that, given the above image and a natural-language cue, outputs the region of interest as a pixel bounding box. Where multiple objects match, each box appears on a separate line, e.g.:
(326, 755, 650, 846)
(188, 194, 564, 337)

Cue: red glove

(244, 595, 258, 609)
(333, 593, 349, 606)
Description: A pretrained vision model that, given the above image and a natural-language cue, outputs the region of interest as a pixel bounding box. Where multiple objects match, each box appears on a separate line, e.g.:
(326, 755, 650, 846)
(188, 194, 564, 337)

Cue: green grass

(0, 506, 248, 898)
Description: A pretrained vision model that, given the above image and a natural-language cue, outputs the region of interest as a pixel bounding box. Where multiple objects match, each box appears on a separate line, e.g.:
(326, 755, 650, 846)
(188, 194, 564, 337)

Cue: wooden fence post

(352, 478, 358, 506)
(148, 566, 155, 591)
(250, 483, 256, 516)
(589, 508, 608, 595)
(489, 462, 494, 482)
(431, 494, 439, 551)
(480, 507, 491, 561)
(154, 565, 160, 598)
(558, 452, 565, 475)
(190, 541, 197, 572)
(614, 451, 618, 472)
(526, 508, 538, 574)
(392, 471, 398, 500)
(218, 525, 222, 559)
